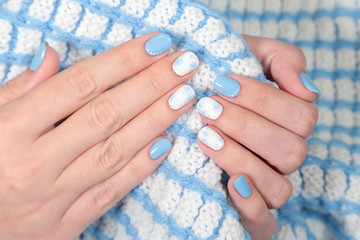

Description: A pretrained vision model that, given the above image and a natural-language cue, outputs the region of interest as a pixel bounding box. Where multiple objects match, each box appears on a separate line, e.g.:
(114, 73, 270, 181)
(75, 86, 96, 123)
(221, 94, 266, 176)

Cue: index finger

(1, 32, 172, 135)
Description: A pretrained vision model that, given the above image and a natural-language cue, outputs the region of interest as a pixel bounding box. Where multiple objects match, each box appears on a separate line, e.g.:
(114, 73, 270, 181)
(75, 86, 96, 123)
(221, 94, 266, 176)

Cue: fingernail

(198, 126, 224, 151)
(149, 138, 172, 159)
(30, 42, 46, 71)
(214, 75, 240, 97)
(299, 73, 321, 95)
(168, 85, 195, 110)
(172, 51, 199, 76)
(197, 97, 223, 120)
(145, 33, 172, 56)
(234, 175, 251, 198)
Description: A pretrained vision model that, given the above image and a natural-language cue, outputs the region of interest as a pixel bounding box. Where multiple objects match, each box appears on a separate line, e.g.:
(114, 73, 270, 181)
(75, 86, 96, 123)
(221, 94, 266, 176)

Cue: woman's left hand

(196, 35, 319, 240)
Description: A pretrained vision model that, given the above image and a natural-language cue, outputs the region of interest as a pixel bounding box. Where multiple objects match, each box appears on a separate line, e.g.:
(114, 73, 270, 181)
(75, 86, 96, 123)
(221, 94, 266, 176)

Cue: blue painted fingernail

(30, 42, 46, 71)
(145, 33, 172, 56)
(234, 175, 251, 198)
(149, 138, 172, 159)
(214, 76, 240, 97)
(299, 73, 321, 95)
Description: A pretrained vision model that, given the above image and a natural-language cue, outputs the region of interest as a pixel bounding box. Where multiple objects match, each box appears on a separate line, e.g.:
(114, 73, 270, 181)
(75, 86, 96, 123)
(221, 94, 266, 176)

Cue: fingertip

(299, 72, 321, 97)
(29, 43, 60, 85)
(228, 174, 277, 240)
(232, 175, 252, 198)
(243, 35, 319, 102)
(144, 32, 173, 56)
(270, 52, 319, 102)
(168, 84, 196, 111)
(44, 44, 60, 74)
(149, 137, 172, 160)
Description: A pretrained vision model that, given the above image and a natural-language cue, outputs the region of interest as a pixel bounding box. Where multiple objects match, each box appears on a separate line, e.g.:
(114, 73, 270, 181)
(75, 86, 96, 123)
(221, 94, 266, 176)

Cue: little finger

(228, 174, 276, 240)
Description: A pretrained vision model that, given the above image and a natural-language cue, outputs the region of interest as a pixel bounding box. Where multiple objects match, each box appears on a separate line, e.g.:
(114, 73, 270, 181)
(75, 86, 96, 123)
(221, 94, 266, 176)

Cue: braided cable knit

(0, 0, 359, 239)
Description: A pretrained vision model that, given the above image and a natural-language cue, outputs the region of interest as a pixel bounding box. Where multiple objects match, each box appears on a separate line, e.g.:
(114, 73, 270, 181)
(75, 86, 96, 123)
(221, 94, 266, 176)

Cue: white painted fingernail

(197, 97, 223, 120)
(168, 85, 195, 110)
(172, 51, 199, 76)
(198, 126, 224, 151)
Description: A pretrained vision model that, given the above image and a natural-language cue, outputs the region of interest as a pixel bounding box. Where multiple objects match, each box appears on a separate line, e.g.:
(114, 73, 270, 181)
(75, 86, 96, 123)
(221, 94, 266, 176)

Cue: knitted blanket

(0, 0, 359, 239)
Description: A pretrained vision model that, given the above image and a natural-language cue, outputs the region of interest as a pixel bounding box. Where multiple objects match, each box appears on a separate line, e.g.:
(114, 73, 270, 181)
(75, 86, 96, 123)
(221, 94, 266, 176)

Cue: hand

(196, 35, 319, 240)
(0, 33, 199, 240)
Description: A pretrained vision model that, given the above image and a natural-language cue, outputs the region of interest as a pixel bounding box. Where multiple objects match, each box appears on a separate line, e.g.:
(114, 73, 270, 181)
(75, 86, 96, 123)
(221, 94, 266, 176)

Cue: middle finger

(214, 74, 318, 137)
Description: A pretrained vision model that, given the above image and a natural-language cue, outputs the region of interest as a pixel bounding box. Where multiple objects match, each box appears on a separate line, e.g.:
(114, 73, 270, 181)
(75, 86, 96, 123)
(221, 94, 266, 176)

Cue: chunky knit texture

(0, 0, 359, 239)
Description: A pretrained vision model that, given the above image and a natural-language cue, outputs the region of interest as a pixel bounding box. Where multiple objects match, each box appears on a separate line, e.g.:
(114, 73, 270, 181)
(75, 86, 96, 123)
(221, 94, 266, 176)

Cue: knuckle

(115, 50, 135, 74)
(2, 165, 34, 194)
(92, 181, 119, 209)
(148, 71, 165, 93)
(290, 45, 306, 59)
(285, 138, 308, 174)
(89, 99, 122, 131)
(253, 87, 273, 113)
(246, 203, 267, 222)
(282, 44, 306, 62)
(231, 111, 250, 136)
(126, 159, 156, 181)
(64, 65, 98, 101)
(97, 139, 124, 171)
(295, 103, 319, 137)
(1, 79, 21, 101)
(0, 112, 19, 136)
(268, 179, 293, 209)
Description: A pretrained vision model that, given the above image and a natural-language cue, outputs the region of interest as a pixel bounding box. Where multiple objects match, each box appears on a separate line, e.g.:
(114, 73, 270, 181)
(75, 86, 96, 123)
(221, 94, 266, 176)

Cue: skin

(0, 33, 318, 240)
(197, 35, 318, 240)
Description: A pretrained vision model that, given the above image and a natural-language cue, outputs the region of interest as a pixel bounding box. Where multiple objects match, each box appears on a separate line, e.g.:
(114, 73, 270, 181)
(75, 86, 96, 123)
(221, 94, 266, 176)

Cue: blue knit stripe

(131, 187, 194, 239)
(0, 2, 266, 81)
(226, 8, 360, 21)
(277, 209, 357, 240)
(1, 0, 360, 239)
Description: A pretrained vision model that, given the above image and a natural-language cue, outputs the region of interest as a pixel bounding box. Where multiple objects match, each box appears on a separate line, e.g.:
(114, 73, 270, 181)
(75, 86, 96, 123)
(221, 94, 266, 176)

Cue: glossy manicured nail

(172, 51, 199, 76)
(149, 138, 172, 159)
(198, 126, 224, 151)
(168, 85, 195, 110)
(30, 42, 46, 71)
(214, 75, 240, 97)
(145, 33, 172, 56)
(197, 97, 223, 120)
(299, 72, 321, 95)
(234, 175, 251, 198)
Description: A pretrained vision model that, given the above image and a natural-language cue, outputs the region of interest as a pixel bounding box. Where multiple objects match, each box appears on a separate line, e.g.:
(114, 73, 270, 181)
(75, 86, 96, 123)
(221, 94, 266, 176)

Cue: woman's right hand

(0, 33, 198, 240)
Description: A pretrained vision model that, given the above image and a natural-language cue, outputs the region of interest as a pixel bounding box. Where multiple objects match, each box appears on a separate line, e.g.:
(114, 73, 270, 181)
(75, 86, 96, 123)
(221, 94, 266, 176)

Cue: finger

(53, 84, 195, 195)
(59, 137, 170, 235)
(0, 43, 59, 105)
(197, 97, 308, 174)
(36, 50, 198, 170)
(243, 34, 320, 101)
(228, 174, 277, 240)
(3, 32, 173, 135)
(213, 74, 318, 137)
(197, 126, 292, 209)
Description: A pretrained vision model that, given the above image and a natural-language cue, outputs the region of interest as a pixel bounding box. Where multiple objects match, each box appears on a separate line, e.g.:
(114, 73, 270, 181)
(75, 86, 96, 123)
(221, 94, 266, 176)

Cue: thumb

(0, 42, 60, 105)
(244, 35, 321, 102)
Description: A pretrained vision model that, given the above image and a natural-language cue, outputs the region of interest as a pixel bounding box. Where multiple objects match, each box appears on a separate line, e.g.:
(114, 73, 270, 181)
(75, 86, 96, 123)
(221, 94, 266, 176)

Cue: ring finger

(197, 96, 307, 174)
